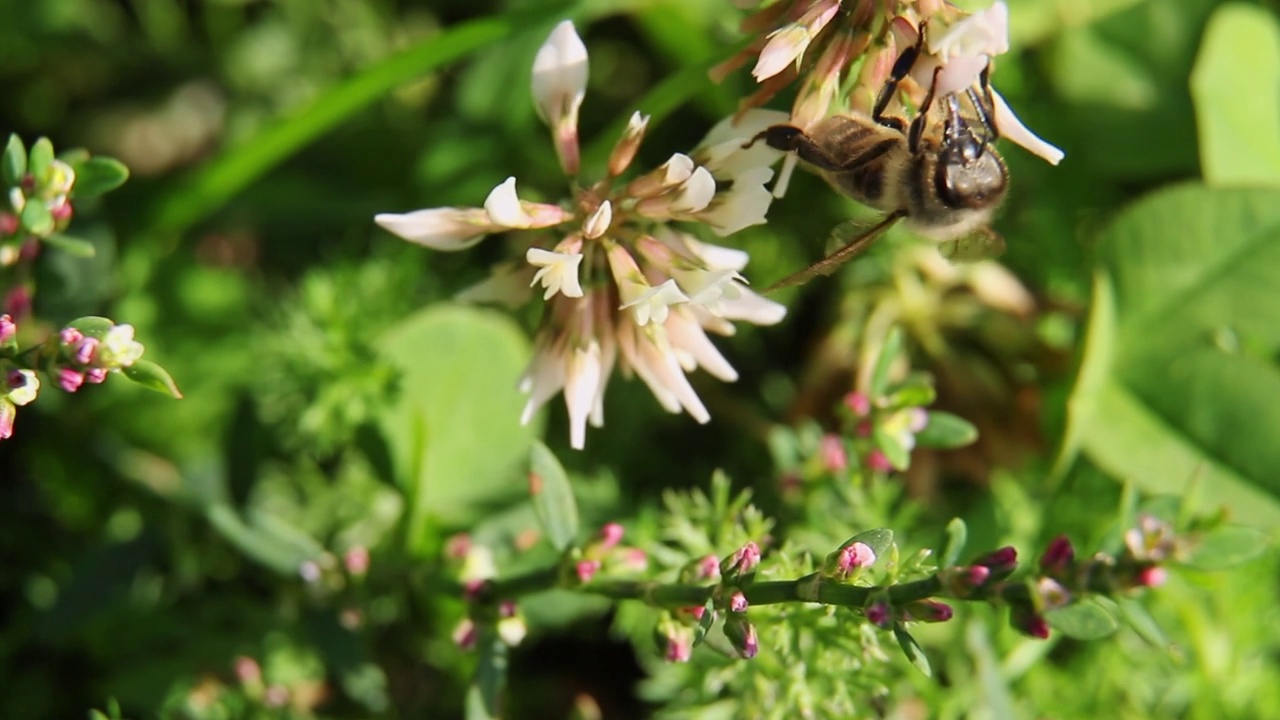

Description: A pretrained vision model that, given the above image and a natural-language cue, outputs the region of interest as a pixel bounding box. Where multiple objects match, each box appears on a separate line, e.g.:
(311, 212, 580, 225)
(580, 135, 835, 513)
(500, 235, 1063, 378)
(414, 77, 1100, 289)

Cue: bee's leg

(871, 28, 927, 127)
(742, 125, 848, 172)
(907, 66, 943, 154)
(966, 64, 999, 141)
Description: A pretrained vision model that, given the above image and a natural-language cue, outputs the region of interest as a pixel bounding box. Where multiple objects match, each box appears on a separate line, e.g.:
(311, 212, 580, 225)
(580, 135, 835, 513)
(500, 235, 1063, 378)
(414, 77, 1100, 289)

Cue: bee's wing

(937, 227, 1006, 262)
(766, 210, 907, 292)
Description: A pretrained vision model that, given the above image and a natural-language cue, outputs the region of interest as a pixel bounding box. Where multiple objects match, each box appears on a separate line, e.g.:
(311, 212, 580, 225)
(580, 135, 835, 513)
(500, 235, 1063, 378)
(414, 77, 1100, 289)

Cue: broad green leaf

(1046, 597, 1119, 640)
(1115, 597, 1170, 651)
(377, 305, 537, 553)
(66, 316, 116, 338)
(71, 157, 130, 198)
(43, 233, 96, 258)
(27, 137, 53, 182)
(1191, 4, 1280, 187)
(3, 134, 25, 186)
(1051, 270, 1115, 483)
(893, 624, 932, 678)
(1045, 0, 1219, 178)
(205, 504, 323, 576)
(122, 360, 184, 398)
(841, 528, 893, 562)
(1084, 185, 1280, 524)
(1182, 525, 1271, 569)
(529, 441, 579, 553)
(872, 424, 910, 471)
(941, 518, 967, 569)
(915, 411, 978, 450)
(20, 200, 53, 236)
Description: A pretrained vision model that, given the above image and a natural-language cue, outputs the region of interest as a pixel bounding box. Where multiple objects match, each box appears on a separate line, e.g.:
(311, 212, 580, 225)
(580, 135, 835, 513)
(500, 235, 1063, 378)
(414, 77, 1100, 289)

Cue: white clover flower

(486, 177, 574, 229)
(617, 323, 711, 423)
(669, 167, 717, 214)
(527, 247, 585, 300)
(622, 279, 689, 327)
(374, 207, 496, 251)
(564, 341, 604, 449)
(751, 0, 841, 81)
(531, 20, 589, 127)
(695, 166, 776, 236)
(695, 109, 790, 179)
(582, 200, 613, 239)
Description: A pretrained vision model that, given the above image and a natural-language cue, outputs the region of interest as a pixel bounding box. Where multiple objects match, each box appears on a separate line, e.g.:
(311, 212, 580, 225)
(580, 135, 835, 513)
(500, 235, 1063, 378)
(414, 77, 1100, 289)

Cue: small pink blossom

(58, 368, 85, 393)
(844, 392, 871, 417)
(864, 602, 891, 628)
(74, 337, 99, 365)
(343, 546, 370, 576)
(838, 542, 877, 574)
(1136, 565, 1167, 588)
(85, 368, 108, 384)
(453, 618, 478, 650)
(820, 434, 848, 472)
(729, 591, 749, 613)
(0, 314, 14, 344)
(576, 559, 602, 583)
(599, 522, 625, 549)
(865, 450, 893, 473)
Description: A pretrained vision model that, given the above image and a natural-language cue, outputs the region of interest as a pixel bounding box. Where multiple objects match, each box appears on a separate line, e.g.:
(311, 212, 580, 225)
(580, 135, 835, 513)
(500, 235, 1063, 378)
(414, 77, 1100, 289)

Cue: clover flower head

(375, 21, 787, 450)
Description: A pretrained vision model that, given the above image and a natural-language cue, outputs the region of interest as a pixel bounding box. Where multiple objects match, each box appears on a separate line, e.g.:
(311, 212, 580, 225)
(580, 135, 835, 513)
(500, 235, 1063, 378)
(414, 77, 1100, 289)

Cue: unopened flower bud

(5, 287, 30, 318)
(1011, 605, 1050, 639)
(865, 449, 893, 473)
(576, 559, 602, 584)
(532, 20, 588, 176)
(657, 623, 693, 663)
(608, 112, 650, 177)
(74, 337, 99, 365)
(59, 327, 83, 346)
(616, 548, 648, 573)
(599, 522, 625, 549)
(233, 656, 262, 685)
(344, 546, 370, 577)
(453, 618, 478, 650)
(864, 601, 892, 629)
(1134, 565, 1167, 588)
(976, 546, 1018, 581)
(844, 391, 871, 417)
(498, 607, 528, 647)
(582, 200, 612, 240)
(1039, 535, 1075, 576)
(901, 600, 953, 623)
(0, 400, 14, 440)
(0, 314, 15, 345)
(85, 368, 108, 384)
(721, 541, 761, 578)
(724, 616, 759, 659)
(58, 368, 85, 393)
(446, 533, 472, 560)
(1033, 577, 1071, 611)
(695, 554, 720, 582)
(837, 541, 877, 576)
(50, 201, 73, 224)
(729, 591, 748, 613)
(820, 434, 848, 472)
(0, 213, 18, 236)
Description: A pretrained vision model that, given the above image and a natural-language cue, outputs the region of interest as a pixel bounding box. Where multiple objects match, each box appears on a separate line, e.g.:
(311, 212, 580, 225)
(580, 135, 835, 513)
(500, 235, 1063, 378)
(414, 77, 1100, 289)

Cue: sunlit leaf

(529, 441, 579, 553)
(1046, 597, 1119, 640)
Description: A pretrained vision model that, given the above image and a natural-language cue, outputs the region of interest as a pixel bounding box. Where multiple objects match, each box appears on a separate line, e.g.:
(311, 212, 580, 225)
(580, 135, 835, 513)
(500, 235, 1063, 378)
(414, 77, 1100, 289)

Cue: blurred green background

(2, 0, 1280, 718)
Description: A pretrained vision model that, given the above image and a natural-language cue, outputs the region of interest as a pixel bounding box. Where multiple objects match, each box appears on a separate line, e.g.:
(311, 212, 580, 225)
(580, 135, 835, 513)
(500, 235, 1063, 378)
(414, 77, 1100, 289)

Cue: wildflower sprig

(0, 135, 180, 439)
(377, 21, 789, 450)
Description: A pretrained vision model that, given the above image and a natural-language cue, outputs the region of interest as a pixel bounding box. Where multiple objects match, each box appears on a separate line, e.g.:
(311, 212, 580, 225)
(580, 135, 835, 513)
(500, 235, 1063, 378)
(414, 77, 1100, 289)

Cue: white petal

(375, 208, 492, 251)
(564, 343, 603, 449)
(583, 200, 613, 239)
(666, 310, 738, 382)
(679, 234, 750, 272)
(531, 20, 589, 126)
(991, 90, 1065, 165)
(662, 153, 696, 186)
(929, 1, 1009, 61)
(527, 247, 585, 299)
(671, 166, 717, 213)
(697, 109, 791, 178)
(622, 279, 689, 326)
(485, 177, 535, 227)
(699, 166, 775, 236)
(455, 262, 537, 307)
(752, 26, 811, 81)
(716, 282, 787, 326)
(519, 343, 567, 425)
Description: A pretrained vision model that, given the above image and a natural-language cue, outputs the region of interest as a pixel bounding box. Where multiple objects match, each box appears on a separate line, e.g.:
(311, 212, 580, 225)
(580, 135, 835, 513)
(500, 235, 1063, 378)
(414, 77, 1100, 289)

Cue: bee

(745, 36, 1008, 291)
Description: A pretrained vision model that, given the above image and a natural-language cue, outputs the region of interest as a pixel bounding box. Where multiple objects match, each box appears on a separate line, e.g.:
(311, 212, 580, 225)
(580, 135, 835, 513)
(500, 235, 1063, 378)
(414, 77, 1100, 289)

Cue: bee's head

(934, 96, 1007, 210)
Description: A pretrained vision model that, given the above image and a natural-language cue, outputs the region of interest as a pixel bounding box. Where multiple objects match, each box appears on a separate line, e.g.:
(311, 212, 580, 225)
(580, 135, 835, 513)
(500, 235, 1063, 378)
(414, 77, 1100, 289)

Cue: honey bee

(746, 37, 1008, 291)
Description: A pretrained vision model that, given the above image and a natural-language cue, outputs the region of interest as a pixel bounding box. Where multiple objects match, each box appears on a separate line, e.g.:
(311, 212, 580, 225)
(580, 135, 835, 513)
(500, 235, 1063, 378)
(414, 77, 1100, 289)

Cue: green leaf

(1051, 270, 1115, 483)
(71, 157, 130, 198)
(841, 528, 893, 562)
(1046, 597, 1120, 640)
(1191, 4, 1280, 187)
(66, 316, 116, 338)
(20, 201, 53, 236)
(529, 441, 579, 553)
(1182, 525, 1271, 569)
(27, 137, 53, 182)
(465, 635, 508, 720)
(122, 360, 183, 398)
(940, 518, 967, 569)
(1084, 185, 1280, 524)
(692, 599, 716, 647)
(883, 383, 935, 410)
(3, 134, 25, 186)
(914, 411, 978, 449)
(43, 233, 97, 258)
(871, 424, 910, 471)
(893, 624, 932, 678)
(376, 305, 538, 553)
(1115, 597, 1170, 651)
(869, 327, 904, 397)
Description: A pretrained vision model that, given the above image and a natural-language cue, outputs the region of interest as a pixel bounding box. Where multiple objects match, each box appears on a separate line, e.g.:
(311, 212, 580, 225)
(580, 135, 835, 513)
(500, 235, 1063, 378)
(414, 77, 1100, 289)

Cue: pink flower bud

(343, 546, 370, 576)
(263, 685, 290, 708)
(4, 287, 29, 318)
(599, 522, 625, 549)
(453, 618, 478, 650)
(864, 601, 892, 628)
(1135, 565, 1167, 588)
(844, 391, 871, 417)
(58, 368, 85, 393)
(729, 591, 748, 613)
(618, 548, 649, 573)
(721, 541, 761, 577)
(697, 554, 721, 581)
(0, 314, 14, 344)
(74, 337, 99, 365)
(907, 407, 929, 433)
(445, 533, 472, 560)
(865, 449, 893, 473)
(462, 578, 486, 600)
(820, 434, 848, 472)
(233, 656, 262, 684)
(903, 600, 953, 623)
(499, 600, 518, 618)
(1011, 606, 1050, 639)
(85, 368, 108, 384)
(664, 636, 692, 663)
(576, 559, 602, 584)
(50, 201, 74, 223)
(0, 213, 18, 236)
(685, 605, 706, 621)
(977, 546, 1018, 579)
(838, 541, 877, 574)
(59, 328, 83, 346)
(0, 400, 14, 440)
(1039, 535, 1075, 576)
